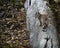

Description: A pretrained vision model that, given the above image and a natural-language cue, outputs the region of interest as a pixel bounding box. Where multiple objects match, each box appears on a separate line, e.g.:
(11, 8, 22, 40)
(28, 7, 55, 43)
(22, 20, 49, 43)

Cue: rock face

(25, 0, 59, 48)
(54, 0, 60, 3)
(0, 3, 31, 48)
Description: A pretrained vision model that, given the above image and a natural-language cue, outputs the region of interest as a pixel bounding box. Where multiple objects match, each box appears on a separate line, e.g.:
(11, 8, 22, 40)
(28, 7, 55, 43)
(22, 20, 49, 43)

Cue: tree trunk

(24, 0, 59, 48)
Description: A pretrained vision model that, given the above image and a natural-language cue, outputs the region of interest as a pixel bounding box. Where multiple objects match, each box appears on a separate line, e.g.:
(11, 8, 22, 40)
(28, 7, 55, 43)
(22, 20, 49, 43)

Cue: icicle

(24, 0, 59, 48)
(24, 0, 30, 10)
